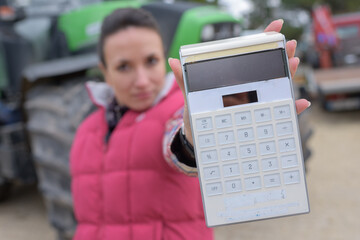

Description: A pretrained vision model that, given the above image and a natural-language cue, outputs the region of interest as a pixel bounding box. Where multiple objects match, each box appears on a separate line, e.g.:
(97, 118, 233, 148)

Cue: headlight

(216, 23, 233, 39)
(201, 24, 215, 42)
(233, 24, 242, 37)
(201, 23, 242, 42)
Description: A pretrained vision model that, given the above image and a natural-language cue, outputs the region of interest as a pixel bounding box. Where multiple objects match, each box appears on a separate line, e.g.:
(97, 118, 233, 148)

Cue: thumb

(168, 58, 186, 96)
(168, 57, 194, 144)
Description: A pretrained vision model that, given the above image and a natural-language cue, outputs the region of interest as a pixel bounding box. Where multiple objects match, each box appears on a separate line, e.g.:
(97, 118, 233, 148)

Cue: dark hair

(98, 8, 162, 67)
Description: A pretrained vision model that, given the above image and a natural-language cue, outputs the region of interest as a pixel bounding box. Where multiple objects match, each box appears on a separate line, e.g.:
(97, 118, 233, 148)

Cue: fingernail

(292, 39, 297, 46)
(277, 19, 284, 24)
(168, 57, 173, 65)
(307, 101, 311, 107)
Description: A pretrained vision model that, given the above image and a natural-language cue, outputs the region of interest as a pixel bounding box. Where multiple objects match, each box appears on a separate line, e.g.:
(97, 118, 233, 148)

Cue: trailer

(314, 66, 360, 111)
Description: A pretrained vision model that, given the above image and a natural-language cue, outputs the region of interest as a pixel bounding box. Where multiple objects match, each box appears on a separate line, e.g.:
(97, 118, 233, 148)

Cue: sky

(219, 0, 253, 18)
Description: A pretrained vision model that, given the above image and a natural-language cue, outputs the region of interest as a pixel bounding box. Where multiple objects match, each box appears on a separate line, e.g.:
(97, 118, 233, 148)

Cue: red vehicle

(311, 7, 360, 111)
(313, 5, 360, 68)
(332, 12, 360, 66)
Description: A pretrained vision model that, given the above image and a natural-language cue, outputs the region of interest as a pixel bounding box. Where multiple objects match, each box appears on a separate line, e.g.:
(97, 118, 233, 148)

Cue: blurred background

(0, 0, 359, 239)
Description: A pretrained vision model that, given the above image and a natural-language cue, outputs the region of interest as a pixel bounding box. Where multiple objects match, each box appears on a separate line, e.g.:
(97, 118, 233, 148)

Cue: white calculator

(179, 32, 310, 227)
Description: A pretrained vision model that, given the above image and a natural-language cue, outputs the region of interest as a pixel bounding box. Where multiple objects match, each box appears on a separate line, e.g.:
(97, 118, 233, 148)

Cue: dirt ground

(1, 102, 360, 240)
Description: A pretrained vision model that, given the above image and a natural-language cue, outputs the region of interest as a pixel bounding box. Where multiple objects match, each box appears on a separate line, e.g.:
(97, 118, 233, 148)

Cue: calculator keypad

(281, 154, 298, 168)
(283, 170, 300, 184)
(261, 157, 279, 171)
(201, 150, 218, 164)
(223, 163, 241, 177)
(254, 108, 272, 122)
(215, 114, 232, 128)
(257, 124, 274, 139)
(192, 99, 304, 198)
(237, 127, 255, 142)
(218, 131, 235, 145)
(198, 133, 216, 148)
(220, 147, 237, 161)
(244, 176, 262, 190)
(206, 182, 222, 196)
(225, 179, 242, 193)
(196, 117, 213, 131)
(234, 111, 252, 125)
(276, 121, 293, 136)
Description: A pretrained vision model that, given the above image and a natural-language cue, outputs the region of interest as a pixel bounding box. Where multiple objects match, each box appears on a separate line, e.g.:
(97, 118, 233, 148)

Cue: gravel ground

(1, 102, 359, 240)
(0, 184, 56, 239)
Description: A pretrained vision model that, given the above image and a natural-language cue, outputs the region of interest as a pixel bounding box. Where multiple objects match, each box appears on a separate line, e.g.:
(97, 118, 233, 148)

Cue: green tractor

(0, 1, 241, 238)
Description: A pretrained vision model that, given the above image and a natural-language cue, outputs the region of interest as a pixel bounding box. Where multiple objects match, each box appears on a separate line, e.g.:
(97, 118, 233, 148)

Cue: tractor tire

(0, 180, 12, 202)
(25, 77, 97, 240)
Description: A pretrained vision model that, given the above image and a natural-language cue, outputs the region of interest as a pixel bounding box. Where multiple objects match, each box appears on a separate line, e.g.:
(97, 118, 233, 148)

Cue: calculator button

(225, 179, 242, 193)
(237, 127, 254, 142)
(283, 170, 300, 185)
(278, 138, 296, 152)
(198, 133, 216, 148)
(223, 163, 241, 177)
(254, 108, 271, 123)
(274, 105, 291, 120)
(257, 124, 274, 139)
(215, 114, 232, 129)
(196, 117, 213, 131)
(203, 166, 221, 180)
(201, 150, 218, 164)
(206, 182, 223, 196)
(242, 160, 259, 175)
(234, 111, 252, 126)
(259, 141, 276, 155)
(276, 121, 293, 136)
(239, 144, 257, 158)
(261, 157, 279, 171)
(244, 176, 261, 190)
(218, 131, 235, 145)
(220, 147, 237, 161)
(264, 173, 281, 188)
(281, 154, 298, 168)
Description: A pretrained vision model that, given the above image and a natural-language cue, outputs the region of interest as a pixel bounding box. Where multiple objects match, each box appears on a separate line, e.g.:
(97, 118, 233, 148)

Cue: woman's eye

(147, 56, 159, 66)
(117, 63, 130, 72)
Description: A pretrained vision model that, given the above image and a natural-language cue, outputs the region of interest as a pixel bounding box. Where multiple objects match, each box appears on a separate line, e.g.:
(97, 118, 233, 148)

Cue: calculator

(179, 32, 310, 227)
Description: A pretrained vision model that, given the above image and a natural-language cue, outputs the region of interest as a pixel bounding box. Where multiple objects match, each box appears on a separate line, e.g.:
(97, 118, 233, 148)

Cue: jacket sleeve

(163, 107, 198, 177)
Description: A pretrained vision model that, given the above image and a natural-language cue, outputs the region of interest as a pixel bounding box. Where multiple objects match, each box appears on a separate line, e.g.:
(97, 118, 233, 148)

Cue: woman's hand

(264, 19, 311, 114)
(169, 19, 311, 145)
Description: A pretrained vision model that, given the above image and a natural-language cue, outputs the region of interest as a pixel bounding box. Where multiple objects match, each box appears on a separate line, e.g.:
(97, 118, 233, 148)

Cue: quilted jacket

(70, 79, 213, 240)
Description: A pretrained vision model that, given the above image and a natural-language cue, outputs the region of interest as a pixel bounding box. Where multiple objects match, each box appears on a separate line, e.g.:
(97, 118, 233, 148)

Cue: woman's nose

(134, 67, 150, 87)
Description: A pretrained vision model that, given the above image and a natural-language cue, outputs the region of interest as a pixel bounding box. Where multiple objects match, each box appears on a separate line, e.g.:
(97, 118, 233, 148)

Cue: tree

(181, 0, 219, 5)
(248, 0, 272, 29)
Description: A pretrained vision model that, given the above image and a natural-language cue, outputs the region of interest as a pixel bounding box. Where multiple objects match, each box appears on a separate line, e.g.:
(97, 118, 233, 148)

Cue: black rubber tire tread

(0, 180, 12, 202)
(25, 76, 97, 239)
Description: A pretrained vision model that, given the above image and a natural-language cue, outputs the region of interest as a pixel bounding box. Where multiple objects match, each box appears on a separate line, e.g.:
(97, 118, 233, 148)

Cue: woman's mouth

(135, 91, 152, 100)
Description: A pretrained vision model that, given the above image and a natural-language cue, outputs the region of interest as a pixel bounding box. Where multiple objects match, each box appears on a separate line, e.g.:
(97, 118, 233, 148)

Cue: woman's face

(100, 27, 166, 111)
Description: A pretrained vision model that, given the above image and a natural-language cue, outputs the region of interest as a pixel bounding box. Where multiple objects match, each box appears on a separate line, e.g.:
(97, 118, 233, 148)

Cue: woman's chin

(129, 101, 153, 112)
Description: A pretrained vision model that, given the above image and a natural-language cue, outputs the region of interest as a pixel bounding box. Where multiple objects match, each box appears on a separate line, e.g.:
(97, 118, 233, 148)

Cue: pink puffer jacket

(70, 82, 213, 240)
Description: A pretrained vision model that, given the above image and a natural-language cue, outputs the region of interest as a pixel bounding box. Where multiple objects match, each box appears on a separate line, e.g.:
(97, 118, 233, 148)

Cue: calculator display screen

(184, 48, 287, 92)
(222, 90, 258, 107)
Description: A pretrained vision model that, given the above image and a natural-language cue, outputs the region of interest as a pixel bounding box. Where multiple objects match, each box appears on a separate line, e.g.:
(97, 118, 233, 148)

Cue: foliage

(182, 0, 218, 5)
(281, 24, 304, 41)
(248, 0, 272, 29)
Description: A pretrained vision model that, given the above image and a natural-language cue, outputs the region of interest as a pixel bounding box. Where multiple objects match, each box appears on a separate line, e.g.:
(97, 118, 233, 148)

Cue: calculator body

(179, 32, 310, 227)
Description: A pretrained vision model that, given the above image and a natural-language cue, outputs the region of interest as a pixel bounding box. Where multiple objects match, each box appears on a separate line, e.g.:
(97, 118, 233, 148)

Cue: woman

(70, 8, 310, 240)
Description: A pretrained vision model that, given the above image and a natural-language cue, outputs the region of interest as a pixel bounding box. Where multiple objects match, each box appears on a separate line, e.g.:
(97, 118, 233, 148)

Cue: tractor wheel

(0, 180, 12, 202)
(25, 77, 97, 240)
